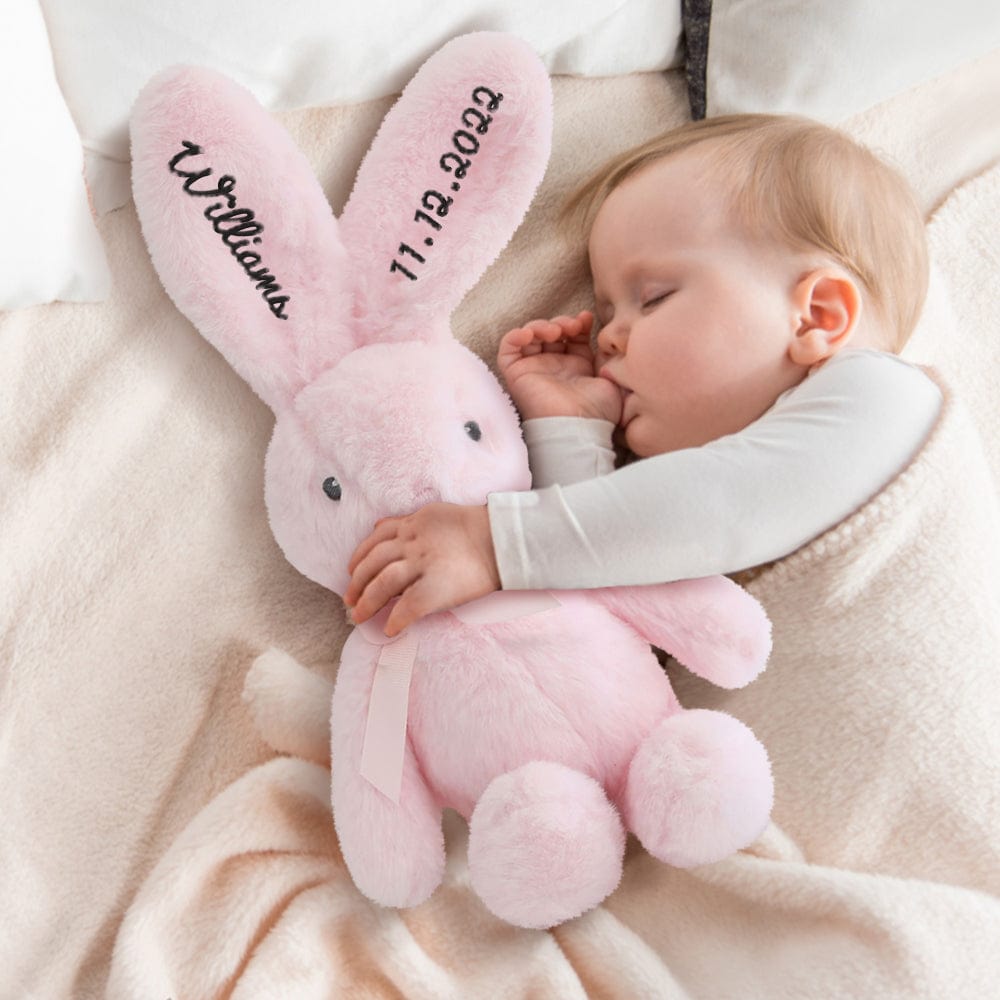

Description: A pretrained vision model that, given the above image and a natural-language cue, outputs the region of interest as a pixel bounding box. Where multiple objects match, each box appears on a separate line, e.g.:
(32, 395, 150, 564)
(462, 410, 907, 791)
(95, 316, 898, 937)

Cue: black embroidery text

(168, 141, 290, 320)
(389, 85, 503, 281)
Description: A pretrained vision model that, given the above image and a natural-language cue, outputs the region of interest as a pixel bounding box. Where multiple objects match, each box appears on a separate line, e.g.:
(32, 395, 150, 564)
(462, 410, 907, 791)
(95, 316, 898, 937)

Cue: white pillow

(39, 0, 684, 216)
(707, 0, 1000, 122)
(0, 1, 111, 311)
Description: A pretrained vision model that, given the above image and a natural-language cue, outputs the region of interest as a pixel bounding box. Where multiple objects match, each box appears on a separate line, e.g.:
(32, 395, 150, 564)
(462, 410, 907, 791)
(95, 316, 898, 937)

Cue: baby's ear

(789, 268, 863, 367)
(130, 66, 354, 413)
(337, 32, 552, 344)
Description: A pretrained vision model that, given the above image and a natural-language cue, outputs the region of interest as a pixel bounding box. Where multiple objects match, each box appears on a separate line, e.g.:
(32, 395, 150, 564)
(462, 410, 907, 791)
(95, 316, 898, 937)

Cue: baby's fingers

(528, 313, 589, 344)
(499, 312, 591, 358)
(347, 517, 399, 577)
(497, 323, 549, 364)
(574, 310, 594, 336)
(349, 557, 417, 625)
(497, 313, 594, 378)
(516, 319, 565, 346)
(345, 525, 403, 611)
(550, 311, 594, 338)
(383, 580, 436, 637)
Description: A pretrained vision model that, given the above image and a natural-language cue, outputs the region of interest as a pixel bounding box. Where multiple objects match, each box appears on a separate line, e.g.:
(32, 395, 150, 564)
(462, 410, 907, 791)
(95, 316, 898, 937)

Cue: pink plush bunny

(130, 32, 773, 929)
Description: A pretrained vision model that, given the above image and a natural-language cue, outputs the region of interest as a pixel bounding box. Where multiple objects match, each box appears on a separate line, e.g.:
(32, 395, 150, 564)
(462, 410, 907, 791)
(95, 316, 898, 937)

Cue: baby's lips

(598, 367, 633, 402)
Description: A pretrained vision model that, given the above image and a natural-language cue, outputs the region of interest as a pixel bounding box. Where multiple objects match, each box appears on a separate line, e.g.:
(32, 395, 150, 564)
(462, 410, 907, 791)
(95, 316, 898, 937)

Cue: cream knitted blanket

(2, 60, 1000, 1000)
(104, 369, 1000, 1000)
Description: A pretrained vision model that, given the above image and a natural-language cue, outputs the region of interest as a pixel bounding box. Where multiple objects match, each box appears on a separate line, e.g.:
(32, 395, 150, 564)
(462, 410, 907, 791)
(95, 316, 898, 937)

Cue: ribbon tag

(451, 589, 560, 624)
(359, 629, 420, 804)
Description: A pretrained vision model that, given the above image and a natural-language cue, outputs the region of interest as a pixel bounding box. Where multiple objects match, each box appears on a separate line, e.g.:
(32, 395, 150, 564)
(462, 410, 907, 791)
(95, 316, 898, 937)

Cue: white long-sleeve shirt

(487, 349, 942, 589)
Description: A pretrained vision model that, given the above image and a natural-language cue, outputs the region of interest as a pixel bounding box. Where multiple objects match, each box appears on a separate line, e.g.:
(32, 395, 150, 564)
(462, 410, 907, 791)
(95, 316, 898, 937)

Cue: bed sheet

(2, 46, 1000, 1000)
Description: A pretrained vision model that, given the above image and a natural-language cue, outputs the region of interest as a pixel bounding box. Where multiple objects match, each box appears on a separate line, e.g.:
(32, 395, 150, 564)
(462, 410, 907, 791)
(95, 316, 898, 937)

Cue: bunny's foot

(468, 762, 625, 929)
(623, 709, 773, 868)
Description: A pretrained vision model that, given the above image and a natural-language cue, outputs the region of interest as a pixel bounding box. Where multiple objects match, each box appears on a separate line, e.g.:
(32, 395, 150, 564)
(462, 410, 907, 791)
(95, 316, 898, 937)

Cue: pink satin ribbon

(357, 591, 560, 802)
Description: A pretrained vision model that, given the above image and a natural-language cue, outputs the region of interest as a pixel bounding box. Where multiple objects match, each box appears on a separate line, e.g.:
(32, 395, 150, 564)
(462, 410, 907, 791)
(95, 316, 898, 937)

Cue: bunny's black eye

(464, 421, 482, 442)
(322, 476, 342, 501)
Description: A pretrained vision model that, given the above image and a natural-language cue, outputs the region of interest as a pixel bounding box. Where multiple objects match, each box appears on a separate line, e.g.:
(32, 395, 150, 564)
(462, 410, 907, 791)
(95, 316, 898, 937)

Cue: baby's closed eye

(641, 291, 673, 310)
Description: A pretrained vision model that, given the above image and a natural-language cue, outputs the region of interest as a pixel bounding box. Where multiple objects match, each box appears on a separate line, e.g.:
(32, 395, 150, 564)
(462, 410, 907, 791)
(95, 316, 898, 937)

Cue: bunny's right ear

(130, 67, 354, 413)
(336, 32, 552, 344)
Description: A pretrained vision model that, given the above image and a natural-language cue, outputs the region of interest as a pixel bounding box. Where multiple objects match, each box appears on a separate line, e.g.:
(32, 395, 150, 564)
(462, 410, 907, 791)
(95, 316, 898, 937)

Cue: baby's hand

(344, 503, 501, 637)
(497, 311, 623, 423)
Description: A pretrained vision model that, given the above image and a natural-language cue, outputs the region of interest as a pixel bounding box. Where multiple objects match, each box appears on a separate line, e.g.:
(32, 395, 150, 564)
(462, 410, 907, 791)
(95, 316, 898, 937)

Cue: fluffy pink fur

(131, 32, 775, 929)
(468, 762, 626, 929)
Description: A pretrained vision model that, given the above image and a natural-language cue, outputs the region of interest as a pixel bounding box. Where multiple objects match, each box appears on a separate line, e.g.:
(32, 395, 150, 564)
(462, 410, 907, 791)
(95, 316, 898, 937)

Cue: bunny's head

(264, 338, 530, 594)
(131, 34, 551, 595)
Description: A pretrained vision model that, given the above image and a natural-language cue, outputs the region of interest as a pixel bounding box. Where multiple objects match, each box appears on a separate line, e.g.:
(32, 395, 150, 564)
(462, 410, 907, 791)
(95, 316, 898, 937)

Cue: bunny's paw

(243, 648, 334, 764)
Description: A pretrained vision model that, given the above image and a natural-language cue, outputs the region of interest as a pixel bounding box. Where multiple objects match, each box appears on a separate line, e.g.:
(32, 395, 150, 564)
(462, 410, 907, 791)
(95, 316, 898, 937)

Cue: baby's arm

(489, 352, 943, 589)
(519, 416, 617, 487)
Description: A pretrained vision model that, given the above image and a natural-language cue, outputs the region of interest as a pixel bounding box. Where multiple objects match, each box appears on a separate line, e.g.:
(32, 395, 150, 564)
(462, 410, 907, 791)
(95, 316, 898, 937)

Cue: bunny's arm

(590, 578, 772, 689)
(242, 641, 447, 908)
(242, 648, 334, 765)
(329, 633, 445, 908)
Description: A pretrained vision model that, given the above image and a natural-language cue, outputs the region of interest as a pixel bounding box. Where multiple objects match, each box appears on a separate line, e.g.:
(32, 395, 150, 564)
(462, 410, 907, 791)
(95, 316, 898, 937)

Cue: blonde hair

(563, 114, 928, 352)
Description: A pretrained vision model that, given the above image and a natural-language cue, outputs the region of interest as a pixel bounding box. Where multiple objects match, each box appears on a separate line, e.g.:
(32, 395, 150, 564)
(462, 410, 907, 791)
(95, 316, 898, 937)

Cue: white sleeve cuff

(487, 489, 536, 590)
(521, 416, 616, 488)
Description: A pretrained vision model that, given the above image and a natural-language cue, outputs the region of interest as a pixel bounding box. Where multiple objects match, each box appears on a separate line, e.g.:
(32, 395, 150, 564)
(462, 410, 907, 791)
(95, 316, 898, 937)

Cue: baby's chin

(617, 420, 659, 459)
(619, 412, 658, 455)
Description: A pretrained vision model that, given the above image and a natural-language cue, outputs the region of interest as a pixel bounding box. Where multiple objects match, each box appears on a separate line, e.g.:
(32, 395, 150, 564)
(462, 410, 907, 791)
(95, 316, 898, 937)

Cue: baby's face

(590, 148, 810, 456)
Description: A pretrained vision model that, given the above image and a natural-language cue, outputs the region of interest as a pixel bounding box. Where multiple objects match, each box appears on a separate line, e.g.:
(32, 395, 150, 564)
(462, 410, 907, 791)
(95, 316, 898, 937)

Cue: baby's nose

(596, 317, 628, 354)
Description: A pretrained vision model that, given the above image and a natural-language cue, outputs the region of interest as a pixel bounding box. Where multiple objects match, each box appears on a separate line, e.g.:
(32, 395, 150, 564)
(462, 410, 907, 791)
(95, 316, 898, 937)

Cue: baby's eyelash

(642, 292, 672, 309)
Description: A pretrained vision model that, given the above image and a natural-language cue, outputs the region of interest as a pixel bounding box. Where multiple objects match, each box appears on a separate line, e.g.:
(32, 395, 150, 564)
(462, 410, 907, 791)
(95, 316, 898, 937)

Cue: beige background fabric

(2, 54, 1000, 999)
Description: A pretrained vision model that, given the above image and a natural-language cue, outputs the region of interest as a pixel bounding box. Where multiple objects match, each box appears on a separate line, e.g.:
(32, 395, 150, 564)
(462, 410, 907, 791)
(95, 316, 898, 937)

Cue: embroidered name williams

(168, 140, 290, 320)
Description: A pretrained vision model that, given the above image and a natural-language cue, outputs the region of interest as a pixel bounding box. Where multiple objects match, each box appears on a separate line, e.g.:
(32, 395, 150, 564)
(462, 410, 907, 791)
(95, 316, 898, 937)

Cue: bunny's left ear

(130, 66, 354, 414)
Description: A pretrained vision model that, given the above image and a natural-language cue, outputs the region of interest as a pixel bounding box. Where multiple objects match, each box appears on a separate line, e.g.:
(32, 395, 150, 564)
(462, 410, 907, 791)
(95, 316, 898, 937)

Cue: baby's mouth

(598, 368, 631, 395)
(620, 389, 636, 425)
(598, 368, 633, 424)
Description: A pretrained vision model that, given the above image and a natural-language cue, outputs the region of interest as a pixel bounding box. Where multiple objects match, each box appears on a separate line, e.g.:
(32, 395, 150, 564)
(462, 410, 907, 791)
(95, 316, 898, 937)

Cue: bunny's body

(131, 32, 774, 928)
(332, 577, 771, 928)
(393, 593, 675, 819)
